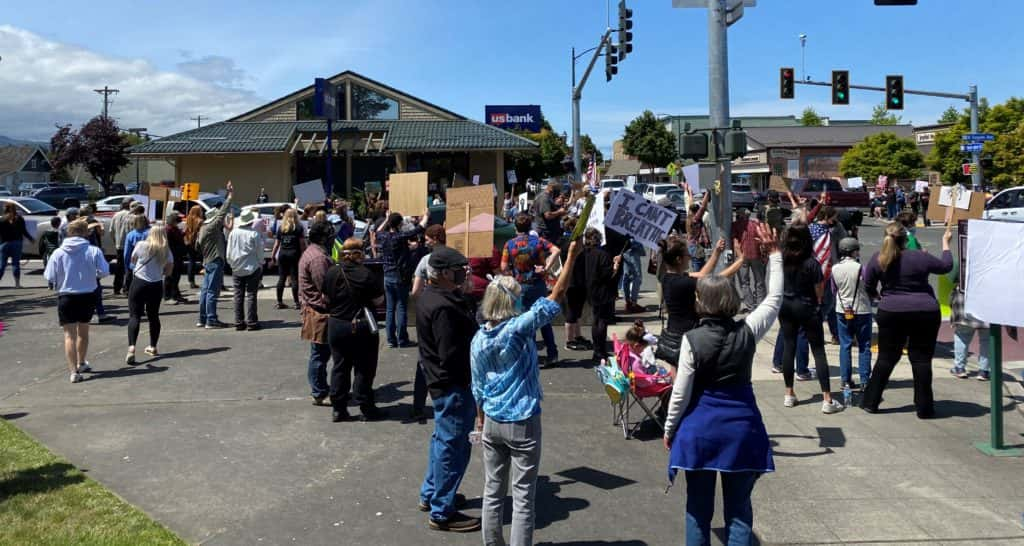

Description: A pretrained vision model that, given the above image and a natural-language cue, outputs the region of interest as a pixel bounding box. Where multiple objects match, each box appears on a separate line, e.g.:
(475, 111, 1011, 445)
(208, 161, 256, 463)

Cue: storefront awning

(731, 164, 769, 174)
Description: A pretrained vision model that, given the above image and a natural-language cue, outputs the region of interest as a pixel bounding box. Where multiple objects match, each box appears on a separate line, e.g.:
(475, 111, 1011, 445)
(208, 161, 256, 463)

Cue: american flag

(810, 223, 832, 280)
(586, 158, 597, 190)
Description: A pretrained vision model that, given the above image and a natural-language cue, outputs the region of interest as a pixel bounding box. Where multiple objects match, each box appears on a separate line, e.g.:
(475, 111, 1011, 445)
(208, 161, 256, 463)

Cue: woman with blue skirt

(663, 223, 782, 546)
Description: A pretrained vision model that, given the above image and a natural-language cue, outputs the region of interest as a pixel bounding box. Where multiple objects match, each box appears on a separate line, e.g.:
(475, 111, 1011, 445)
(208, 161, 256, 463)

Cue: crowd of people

(3, 173, 990, 546)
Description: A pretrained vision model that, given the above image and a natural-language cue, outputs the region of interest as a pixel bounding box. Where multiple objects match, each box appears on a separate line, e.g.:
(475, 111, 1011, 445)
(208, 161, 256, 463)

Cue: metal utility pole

(799, 33, 807, 81)
(571, 30, 613, 181)
(93, 86, 119, 118)
(127, 128, 148, 185)
(190, 115, 205, 128)
(708, 0, 733, 251)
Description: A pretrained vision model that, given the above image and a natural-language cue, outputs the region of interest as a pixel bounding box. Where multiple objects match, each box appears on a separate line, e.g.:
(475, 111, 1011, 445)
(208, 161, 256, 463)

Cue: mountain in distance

(0, 135, 49, 148)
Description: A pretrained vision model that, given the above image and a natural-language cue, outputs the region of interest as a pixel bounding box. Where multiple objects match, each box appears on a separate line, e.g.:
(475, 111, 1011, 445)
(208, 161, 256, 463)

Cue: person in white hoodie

(226, 209, 265, 331)
(44, 219, 110, 383)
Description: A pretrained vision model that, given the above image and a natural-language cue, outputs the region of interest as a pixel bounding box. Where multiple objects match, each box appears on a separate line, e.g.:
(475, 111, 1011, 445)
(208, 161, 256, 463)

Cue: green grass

(0, 418, 187, 546)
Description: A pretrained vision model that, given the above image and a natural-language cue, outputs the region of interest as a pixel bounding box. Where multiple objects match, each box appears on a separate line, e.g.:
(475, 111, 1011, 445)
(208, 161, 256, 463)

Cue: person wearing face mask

(415, 246, 481, 533)
(323, 237, 386, 422)
(405, 224, 448, 424)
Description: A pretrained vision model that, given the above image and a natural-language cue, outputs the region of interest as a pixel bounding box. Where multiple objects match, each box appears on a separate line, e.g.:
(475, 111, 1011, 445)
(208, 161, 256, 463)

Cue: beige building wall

(175, 153, 293, 204)
(399, 102, 444, 121)
(248, 102, 299, 122)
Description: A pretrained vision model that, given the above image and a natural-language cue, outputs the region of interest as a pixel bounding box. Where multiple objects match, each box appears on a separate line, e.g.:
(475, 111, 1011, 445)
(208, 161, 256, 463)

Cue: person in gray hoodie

(44, 219, 110, 383)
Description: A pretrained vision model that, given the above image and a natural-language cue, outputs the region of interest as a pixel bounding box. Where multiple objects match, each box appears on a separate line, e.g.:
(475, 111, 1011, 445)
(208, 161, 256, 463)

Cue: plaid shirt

(376, 225, 423, 278)
(502, 234, 553, 287)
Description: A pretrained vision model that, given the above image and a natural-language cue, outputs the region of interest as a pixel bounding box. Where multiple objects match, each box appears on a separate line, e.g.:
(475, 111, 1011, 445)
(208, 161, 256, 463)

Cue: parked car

(643, 183, 679, 202)
(789, 178, 870, 211)
(0, 190, 12, 197)
(600, 179, 626, 192)
(984, 186, 1024, 222)
(0, 197, 58, 255)
(18, 182, 51, 196)
(662, 189, 689, 233)
(632, 182, 649, 196)
(166, 193, 242, 220)
(32, 185, 89, 209)
(731, 182, 757, 210)
(94, 194, 147, 213)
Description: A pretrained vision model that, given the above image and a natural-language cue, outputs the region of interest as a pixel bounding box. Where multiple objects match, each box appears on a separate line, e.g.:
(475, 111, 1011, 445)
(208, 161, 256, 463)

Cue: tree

(622, 110, 676, 175)
(507, 117, 570, 183)
(927, 97, 1024, 189)
(799, 107, 823, 126)
(871, 103, 902, 125)
(49, 124, 79, 182)
(577, 134, 603, 164)
(50, 116, 131, 195)
(839, 131, 924, 183)
(938, 106, 960, 124)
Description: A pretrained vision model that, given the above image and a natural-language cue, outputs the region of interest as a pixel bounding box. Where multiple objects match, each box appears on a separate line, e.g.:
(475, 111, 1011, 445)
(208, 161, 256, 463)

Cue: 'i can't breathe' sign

(605, 191, 678, 250)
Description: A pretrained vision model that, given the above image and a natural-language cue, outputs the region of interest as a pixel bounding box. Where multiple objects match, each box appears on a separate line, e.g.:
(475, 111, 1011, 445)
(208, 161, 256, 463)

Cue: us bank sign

(485, 105, 542, 133)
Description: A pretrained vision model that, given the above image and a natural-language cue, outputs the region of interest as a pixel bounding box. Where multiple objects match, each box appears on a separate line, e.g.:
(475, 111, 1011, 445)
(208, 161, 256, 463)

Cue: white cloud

(0, 25, 261, 140)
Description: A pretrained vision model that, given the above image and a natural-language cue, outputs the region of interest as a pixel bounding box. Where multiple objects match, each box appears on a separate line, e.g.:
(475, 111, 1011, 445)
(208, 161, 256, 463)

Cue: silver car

(0, 197, 58, 256)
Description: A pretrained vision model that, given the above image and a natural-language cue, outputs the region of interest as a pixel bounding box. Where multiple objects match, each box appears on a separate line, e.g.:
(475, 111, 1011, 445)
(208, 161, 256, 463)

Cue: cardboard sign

(768, 175, 792, 193)
(446, 184, 495, 258)
(926, 184, 984, 223)
(604, 190, 677, 251)
(388, 172, 428, 216)
(965, 219, 1024, 327)
(294, 179, 326, 207)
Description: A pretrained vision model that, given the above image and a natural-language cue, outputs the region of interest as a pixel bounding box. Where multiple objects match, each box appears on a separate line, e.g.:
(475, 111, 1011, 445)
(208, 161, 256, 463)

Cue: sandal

(126, 352, 136, 366)
(144, 347, 158, 356)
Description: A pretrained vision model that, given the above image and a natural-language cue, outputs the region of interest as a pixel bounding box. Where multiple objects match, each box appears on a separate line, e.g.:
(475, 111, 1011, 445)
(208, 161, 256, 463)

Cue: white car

(643, 183, 679, 202)
(600, 179, 626, 192)
(94, 194, 147, 213)
(0, 196, 58, 255)
(984, 186, 1024, 222)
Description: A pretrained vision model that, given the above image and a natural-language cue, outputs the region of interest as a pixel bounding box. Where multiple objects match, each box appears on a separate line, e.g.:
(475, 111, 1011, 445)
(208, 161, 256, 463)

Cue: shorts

(58, 293, 97, 325)
(565, 287, 586, 323)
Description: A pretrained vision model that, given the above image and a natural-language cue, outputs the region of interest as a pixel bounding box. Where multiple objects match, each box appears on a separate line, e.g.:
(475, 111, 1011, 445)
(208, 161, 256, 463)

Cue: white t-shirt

(131, 242, 173, 283)
(414, 253, 431, 280)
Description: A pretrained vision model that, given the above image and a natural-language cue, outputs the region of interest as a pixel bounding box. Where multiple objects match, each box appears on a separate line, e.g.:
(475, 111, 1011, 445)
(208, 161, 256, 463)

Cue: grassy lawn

(0, 418, 186, 546)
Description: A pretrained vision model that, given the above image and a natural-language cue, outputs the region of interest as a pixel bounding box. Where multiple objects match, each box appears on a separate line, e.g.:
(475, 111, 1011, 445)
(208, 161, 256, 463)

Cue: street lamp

(799, 34, 807, 81)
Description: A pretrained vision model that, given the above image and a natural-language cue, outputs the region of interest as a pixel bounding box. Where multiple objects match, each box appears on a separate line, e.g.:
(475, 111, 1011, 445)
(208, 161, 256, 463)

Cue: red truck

(785, 178, 869, 231)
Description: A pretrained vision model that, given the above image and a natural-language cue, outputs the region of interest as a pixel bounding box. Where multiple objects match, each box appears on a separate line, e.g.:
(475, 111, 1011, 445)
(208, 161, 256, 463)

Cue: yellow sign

(181, 183, 200, 201)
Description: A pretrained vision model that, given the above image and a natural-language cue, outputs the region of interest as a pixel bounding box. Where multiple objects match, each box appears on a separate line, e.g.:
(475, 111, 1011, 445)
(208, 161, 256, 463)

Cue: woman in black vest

(663, 223, 780, 546)
(579, 228, 621, 361)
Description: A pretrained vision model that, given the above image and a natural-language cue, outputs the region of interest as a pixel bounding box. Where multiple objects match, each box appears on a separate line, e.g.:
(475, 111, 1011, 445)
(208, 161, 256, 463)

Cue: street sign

(313, 78, 339, 119)
(961, 133, 995, 142)
(961, 143, 984, 153)
(181, 182, 200, 201)
(962, 163, 978, 175)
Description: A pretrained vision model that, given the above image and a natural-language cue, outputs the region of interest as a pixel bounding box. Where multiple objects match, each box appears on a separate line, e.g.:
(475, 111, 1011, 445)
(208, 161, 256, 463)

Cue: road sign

(961, 143, 984, 153)
(962, 163, 978, 176)
(181, 182, 200, 201)
(962, 133, 995, 142)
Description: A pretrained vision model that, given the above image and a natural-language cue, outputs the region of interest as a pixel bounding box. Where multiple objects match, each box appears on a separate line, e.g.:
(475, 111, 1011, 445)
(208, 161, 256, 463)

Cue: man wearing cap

(328, 213, 355, 263)
(227, 207, 264, 330)
(196, 181, 234, 328)
(416, 246, 481, 532)
(831, 237, 872, 390)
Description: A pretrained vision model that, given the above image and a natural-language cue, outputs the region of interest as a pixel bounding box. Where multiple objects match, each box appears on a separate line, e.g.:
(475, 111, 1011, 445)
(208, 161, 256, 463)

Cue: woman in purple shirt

(860, 223, 953, 418)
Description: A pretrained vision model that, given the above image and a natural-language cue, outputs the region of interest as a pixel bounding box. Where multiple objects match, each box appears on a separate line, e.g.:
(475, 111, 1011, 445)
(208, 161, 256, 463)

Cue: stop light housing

(780, 67, 794, 99)
(832, 70, 849, 105)
(617, 1, 633, 61)
(886, 75, 904, 110)
(680, 133, 708, 160)
(605, 45, 618, 82)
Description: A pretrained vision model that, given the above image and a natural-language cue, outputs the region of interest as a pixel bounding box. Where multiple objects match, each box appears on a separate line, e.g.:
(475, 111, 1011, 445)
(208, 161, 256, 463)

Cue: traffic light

(780, 67, 794, 99)
(831, 70, 849, 105)
(886, 75, 904, 110)
(617, 1, 633, 62)
(605, 45, 618, 82)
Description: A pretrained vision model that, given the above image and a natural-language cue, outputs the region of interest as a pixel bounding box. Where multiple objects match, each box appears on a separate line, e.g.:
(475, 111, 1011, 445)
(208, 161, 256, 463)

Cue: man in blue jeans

(500, 213, 561, 366)
(832, 237, 873, 388)
(375, 210, 428, 348)
(196, 182, 233, 329)
(415, 246, 480, 532)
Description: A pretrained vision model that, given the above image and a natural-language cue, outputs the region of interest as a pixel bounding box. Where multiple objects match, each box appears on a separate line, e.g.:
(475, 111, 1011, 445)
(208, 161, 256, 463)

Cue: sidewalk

(2, 269, 1023, 545)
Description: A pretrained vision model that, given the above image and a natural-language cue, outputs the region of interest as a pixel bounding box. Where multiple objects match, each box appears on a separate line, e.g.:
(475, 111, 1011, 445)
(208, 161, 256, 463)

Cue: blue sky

(2, 0, 1022, 154)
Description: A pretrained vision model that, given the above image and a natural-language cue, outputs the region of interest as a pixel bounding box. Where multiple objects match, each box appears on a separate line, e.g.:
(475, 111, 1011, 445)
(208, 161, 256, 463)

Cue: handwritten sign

(605, 190, 677, 250)
(294, 179, 326, 207)
(388, 172, 428, 216)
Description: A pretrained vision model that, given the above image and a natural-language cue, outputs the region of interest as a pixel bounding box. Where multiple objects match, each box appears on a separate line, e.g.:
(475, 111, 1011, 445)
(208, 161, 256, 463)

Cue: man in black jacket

(415, 246, 481, 533)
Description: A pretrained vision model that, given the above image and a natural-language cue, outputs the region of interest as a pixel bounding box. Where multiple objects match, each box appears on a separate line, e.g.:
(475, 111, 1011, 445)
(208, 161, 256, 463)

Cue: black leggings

(779, 299, 831, 392)
(591, 301, 615, 360)
(276, 253, 299, 305)
(128, 279, 163, 348)
(861, 309, 940, 416)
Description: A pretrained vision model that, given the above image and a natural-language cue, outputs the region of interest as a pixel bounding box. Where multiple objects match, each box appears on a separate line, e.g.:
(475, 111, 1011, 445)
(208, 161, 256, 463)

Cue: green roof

(131, 120, 537, 155)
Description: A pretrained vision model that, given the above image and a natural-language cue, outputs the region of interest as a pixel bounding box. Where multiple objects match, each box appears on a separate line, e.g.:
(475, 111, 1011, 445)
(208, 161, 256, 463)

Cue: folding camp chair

(610, 333, 673, 439)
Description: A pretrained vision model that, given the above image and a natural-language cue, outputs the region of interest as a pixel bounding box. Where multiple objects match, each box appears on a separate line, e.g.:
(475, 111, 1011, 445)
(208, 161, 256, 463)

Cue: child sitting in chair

(624, 321, 674, 383)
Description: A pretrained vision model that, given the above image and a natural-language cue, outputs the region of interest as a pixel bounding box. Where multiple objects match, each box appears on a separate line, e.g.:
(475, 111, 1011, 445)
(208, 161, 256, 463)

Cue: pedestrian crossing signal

(181, 183, 200, 201)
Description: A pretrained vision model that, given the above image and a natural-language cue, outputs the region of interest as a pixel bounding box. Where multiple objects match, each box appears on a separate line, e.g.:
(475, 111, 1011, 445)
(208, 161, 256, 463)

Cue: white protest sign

(914, 180, 929, 192)
(965, 219, 1024, 327)
(586, 189, 607, 245)
(681, 163, 700, 193)
(604, 189, 676, 250)
(517, 192, 529, 214)
(846, 177, 864, 189)
(506, 170, 518, 185)
(293, 179, 326, 206)
(472, 175, 480, 186)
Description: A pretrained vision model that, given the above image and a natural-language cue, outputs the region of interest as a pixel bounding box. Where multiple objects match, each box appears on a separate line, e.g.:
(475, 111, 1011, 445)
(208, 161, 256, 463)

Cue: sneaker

(358, 405, 385, 422)
(77, 361, 92, 373)
(275, 302, 288, 310)
(69, 372, 83, 383)
(312, 396, 329, 406)
(125, 353, 136, 366)
(771, 365, 782, 374)
(428, 512, 481, 533)
(977, 370, 990, 381)
(565, 340, 583, 351)
(235, 323, 247, 331)
(331, 409, 352, 422)
(246, 323, 262, 331)
(950, 367, 969, 379)
(784, 395, 797, 408)
(795, 372, 813, 382)
(97, 314, 114, 323)
(574, 337, 594, 350)
(144, 347, 158, 357)
(196, 322, 206, 328)
(822, 399, 845, 414)
(397, 341, 418, 349)
(418, 493, 467, 512)
(205, 321, 229, 329)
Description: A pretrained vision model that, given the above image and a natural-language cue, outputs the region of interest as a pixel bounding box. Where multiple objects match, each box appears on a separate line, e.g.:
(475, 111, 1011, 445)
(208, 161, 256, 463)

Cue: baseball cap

(326, 214, 343, 224)
(428, 246, 468, 270)
(838, 237, 860, 254)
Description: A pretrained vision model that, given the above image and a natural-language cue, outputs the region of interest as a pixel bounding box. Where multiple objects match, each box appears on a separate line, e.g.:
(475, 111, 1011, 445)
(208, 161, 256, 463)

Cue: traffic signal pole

(571, 29, 613, 181)
(707, 0, 733, 252)
(795, 79, 982, 189)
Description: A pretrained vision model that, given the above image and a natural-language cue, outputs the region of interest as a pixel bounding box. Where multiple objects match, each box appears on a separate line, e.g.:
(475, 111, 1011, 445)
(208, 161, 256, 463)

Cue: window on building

(296, 90, 346, 120)
(350, 84, 399, 120)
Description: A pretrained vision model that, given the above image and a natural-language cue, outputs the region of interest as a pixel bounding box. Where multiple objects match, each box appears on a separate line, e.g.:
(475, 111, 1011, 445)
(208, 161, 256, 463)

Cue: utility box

(680, 133, 709, 160)
(724, 129, 748, 159)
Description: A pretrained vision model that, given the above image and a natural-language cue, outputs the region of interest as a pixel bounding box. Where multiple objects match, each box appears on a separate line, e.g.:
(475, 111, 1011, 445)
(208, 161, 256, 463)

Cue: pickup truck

(789, 178, 870, 210)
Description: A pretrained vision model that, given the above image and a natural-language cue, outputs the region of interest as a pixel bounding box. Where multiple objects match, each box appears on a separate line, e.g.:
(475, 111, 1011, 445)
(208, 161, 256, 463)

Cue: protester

(779, 225, 843, 413)
(416, 245, 480, 532)
(920, 187, 931, 226)
(196, 182, 234, 329)
(663, 223, 781, 546)
(531, 181, 567, 241)
(257, 187, 269, 203)
(732, 208, 765, 311)
(683, 186, 710, 271)
(949, 260, 989, 380)
(324, 238, 385, 422)
(406, 224, 448, 423)
(376, 210, 429, 348)
(41, 217, 61, 274)
(298, 221, 336, 405)
(110, 199, 134, 295)
(832, 237, 872, 389)
(123, 213, 150, 290)
(810, 206, 847, 345)
(164, 213, 188, 304)
(896, 211, 922, 250)
(472, 240, 581, 545)
(861, 223, 954, 418)
(621, 237, 646, 314)
(885, 187, 899, 219)
(126, 224, 174, 364)
(271, 208, 304, 310)
(58, 207, 79, 243)
(580, 227, 621, 361)
(762, 190, 786, 236)
(500, 213, 561, 366)
(226, 209, 265, 331)
(183, 205, 204, 290)
(44, 219, 110, 383)
(0, 202, 34, 288)
(502, 192, 515, 222)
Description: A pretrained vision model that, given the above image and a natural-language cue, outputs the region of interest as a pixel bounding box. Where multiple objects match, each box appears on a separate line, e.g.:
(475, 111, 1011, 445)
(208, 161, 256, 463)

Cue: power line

(190, 115, 205, 128)
(93, 86, 119, 118)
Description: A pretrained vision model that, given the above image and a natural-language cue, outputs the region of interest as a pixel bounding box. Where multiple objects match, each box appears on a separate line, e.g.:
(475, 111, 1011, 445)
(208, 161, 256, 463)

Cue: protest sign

(914, 180, 929, 192)
(388, 172, 428, 216)
(876, 175, 888, 192)
(768, 175, 791, 193)
(294, 179, 326, 207)
(364, 181, 382, 195)
(586, 189, 607, 245)
(965, 219, 1024, 327)
(846, 177, 864, 189)
(517, 192, 529, 215)
(927, 184, 984, 224)
(682, 163, 701, 193)
(604, 190, 677, 250)
(446, 184, 495, 258)
(472, 175, 480, 186)
(506, 170, 518, 185)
